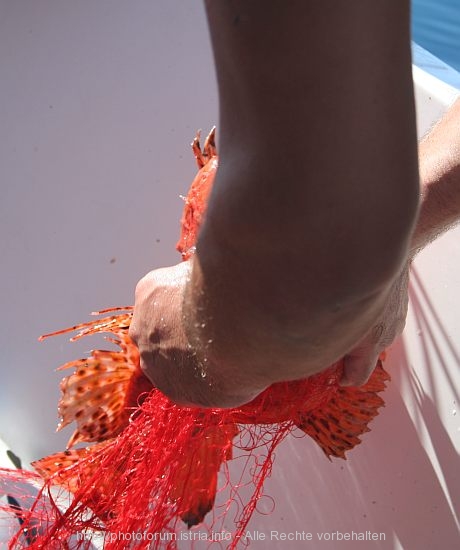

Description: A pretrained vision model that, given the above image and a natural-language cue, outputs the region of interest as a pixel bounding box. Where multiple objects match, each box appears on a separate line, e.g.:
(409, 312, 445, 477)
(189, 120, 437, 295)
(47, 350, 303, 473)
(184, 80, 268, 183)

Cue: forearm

(202, 0, 419, 292)
(412, 97, 460, 255)
(201, 0, 419, 305)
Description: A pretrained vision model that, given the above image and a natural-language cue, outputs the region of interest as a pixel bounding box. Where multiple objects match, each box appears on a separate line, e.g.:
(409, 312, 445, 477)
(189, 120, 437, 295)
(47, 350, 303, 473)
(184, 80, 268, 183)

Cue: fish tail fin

(170, 422, 238, 528)
(296, 360, 390, 459)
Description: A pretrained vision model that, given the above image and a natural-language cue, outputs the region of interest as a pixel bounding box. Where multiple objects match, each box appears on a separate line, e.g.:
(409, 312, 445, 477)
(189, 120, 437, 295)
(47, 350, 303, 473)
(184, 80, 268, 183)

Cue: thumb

(341, 348, 379, 387)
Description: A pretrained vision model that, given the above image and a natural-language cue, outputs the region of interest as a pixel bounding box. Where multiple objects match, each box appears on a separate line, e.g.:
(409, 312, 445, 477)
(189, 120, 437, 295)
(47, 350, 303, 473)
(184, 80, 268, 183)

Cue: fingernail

(339, 375, 354, 387)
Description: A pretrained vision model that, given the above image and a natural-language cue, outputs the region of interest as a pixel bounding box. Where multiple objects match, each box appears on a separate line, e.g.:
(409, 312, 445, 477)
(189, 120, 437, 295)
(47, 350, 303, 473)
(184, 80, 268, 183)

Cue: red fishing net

(0, 129, 389, 549)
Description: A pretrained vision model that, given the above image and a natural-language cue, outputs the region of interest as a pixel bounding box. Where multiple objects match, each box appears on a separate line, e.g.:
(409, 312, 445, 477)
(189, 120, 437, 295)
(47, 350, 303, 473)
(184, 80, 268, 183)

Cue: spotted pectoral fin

(296, 361, 390, 459)
(170, 422, 239, 528)
(41, 310, 152, 447)
(58, 353, 130, 446)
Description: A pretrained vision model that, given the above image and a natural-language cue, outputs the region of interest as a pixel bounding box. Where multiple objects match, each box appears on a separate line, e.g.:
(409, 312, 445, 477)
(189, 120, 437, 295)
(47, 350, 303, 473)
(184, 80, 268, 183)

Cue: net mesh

(1, 370, 340, 549)
(0, 129, 388, 549)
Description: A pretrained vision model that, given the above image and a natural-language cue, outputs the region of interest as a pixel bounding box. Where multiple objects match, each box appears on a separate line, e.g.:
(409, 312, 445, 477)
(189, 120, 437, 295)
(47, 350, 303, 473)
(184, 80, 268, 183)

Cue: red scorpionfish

(6, 128, 390, 550)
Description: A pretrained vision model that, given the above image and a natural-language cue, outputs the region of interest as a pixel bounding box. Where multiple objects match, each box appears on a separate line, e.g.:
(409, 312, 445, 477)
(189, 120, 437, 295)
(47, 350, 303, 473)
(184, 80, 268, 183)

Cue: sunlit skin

(130, 1, 420, 407)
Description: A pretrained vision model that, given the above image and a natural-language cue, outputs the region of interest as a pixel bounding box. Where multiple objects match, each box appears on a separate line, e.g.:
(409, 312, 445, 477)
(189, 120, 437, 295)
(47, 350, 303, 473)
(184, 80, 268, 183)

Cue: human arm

(183, 1, 419, 401)
(130, 1, 420, 407)
(413, 96, 460, 253)
(341, 96, 460, 386)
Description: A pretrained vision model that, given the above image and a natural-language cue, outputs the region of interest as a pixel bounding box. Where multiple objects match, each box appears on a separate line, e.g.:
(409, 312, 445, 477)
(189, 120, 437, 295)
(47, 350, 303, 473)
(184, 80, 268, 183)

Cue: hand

(129, 261, 206, 406)
(129, 261, 260, 408)
(130, 258, 410, 401)
(341, 263, 410, 386)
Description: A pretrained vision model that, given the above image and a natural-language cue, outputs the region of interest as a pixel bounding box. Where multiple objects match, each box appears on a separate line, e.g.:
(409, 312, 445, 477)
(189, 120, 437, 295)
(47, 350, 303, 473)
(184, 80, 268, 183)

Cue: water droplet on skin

(200, 322, 206, 328)
(207, 339, 213, 344)
(453, 409, 457, 416)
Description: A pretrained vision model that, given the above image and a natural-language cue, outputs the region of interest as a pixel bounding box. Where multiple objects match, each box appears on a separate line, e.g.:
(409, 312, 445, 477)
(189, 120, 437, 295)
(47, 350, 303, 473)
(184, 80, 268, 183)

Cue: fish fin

(191, 127, 216, 169)
(170, 422, 239, 528)
(39, 309, 133, 342)
(296, 361, 390, 459)
(203, 126, 217, 158)
(31, 441, 110, 495)
(32, 441, 121, 520)
(42, 312, 153, 447)
(177, 128, 218, 260)
(191, 130, 206, 168)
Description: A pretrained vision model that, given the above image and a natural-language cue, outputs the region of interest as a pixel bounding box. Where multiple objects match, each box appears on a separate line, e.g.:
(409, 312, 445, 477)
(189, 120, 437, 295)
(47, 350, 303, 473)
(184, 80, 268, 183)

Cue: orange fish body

(177, 127, 218, 261)
(27, 129, 390, 545)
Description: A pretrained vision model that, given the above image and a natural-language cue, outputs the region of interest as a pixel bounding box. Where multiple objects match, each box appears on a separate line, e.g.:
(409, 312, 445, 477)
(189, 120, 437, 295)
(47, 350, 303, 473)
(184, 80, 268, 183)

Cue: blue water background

(412, 0, 460, 72)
